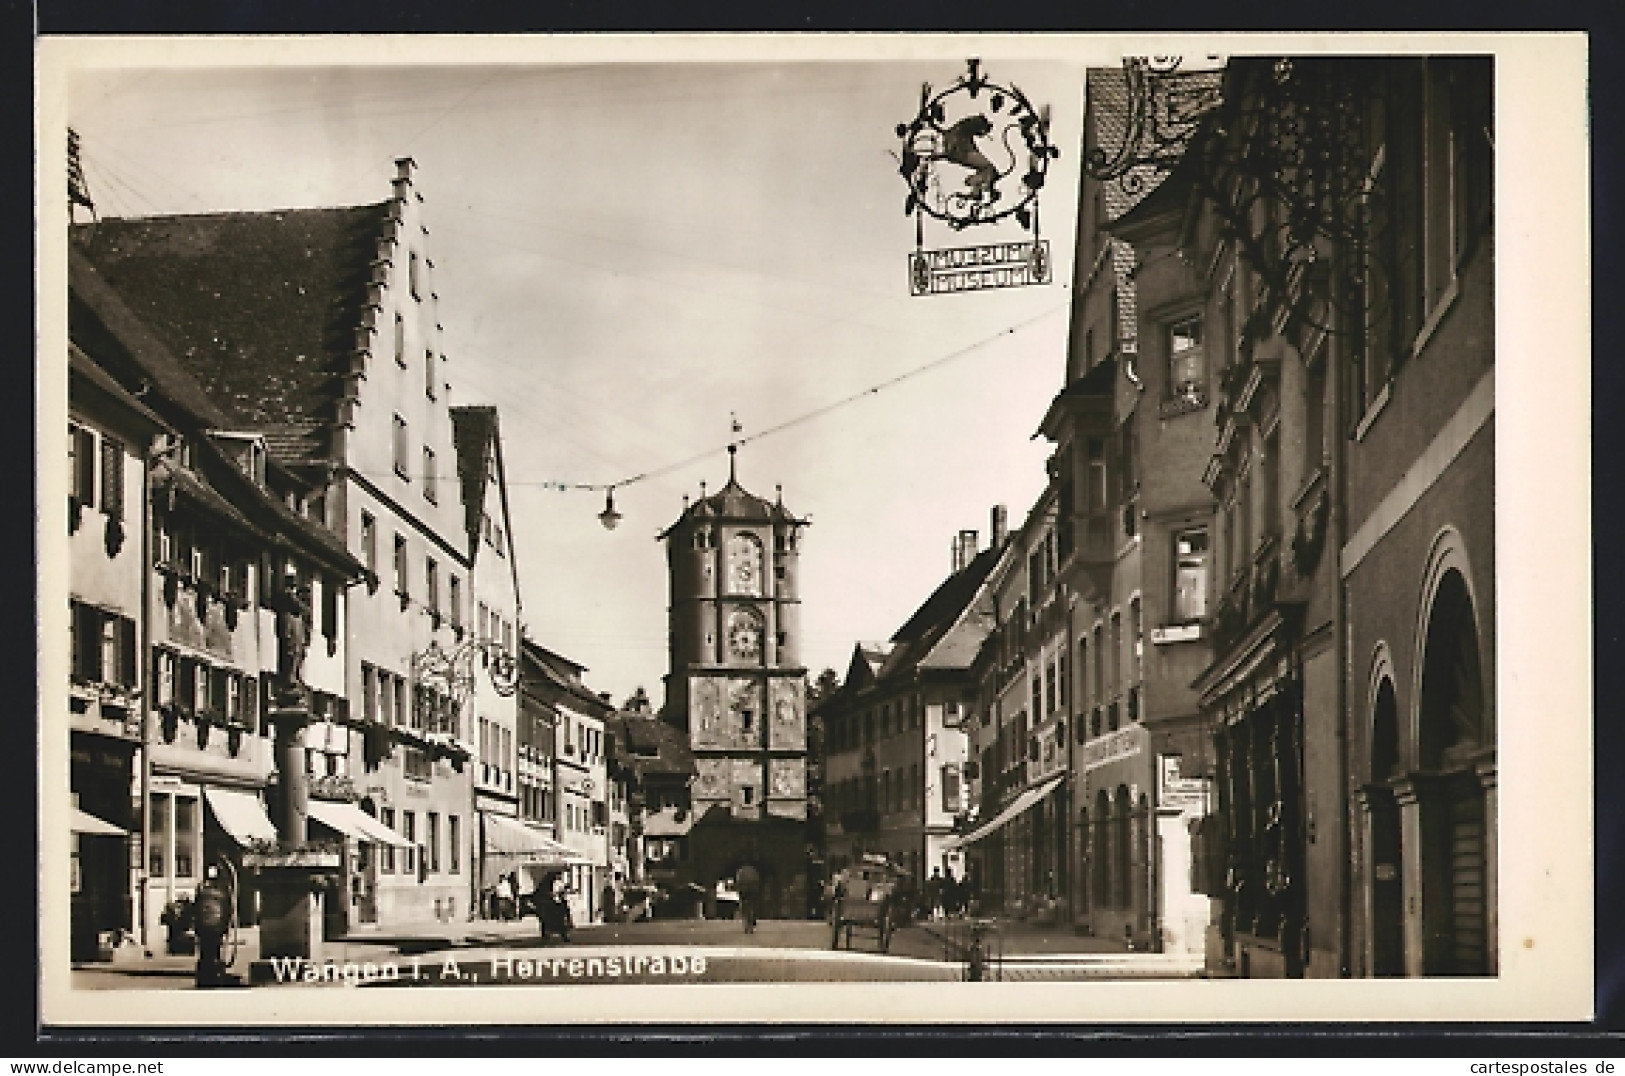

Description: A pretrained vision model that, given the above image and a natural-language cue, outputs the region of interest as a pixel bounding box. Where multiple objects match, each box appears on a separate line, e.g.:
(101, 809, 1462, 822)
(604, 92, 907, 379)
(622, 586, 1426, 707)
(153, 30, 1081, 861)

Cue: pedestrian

(514, 869, 535, 920)
(543, 872, 573, 942)
(193, 864, 232, 988)
(735, 862, 761, 934)
(925, 867, 943, 922)
(494, 873, 514, 922)
(942, 867, 961, 918)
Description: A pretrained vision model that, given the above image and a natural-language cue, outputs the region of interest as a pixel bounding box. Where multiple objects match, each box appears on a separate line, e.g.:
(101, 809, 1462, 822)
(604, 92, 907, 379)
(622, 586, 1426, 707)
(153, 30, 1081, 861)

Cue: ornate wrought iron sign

(896, 59, 1059, 295)
(410, 638, 520, 713)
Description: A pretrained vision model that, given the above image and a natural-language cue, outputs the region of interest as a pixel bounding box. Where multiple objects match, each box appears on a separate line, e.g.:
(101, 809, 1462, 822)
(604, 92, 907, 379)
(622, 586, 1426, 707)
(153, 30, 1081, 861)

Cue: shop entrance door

(356, 842, 378, 924)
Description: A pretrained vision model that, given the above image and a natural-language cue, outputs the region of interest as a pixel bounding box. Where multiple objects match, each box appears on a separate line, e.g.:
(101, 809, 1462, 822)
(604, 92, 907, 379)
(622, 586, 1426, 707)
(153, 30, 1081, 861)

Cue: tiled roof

(609, 713, 696, 782)
(665, 455, 804, 536)
(880, 544, 999, 677)
(71, 247, 362, 575)
(70, 203, 390, 463)
(1086, 65, 1223, 351)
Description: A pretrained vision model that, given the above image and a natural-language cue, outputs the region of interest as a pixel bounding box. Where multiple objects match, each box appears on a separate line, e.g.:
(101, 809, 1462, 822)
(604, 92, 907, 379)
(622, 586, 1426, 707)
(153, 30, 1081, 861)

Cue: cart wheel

(879, 912, 892, 954)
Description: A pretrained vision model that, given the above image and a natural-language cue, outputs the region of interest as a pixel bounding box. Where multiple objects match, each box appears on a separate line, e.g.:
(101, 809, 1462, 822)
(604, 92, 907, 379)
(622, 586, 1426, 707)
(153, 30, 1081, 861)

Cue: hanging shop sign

(895, 59, 1059, 295)
(1158, 753, 1211, 813)
(908, 239, 1051, 296)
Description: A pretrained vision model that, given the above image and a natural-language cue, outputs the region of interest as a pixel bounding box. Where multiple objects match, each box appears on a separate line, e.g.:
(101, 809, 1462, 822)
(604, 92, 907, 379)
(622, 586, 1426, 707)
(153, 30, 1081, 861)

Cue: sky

(66, 47, 1092, 704)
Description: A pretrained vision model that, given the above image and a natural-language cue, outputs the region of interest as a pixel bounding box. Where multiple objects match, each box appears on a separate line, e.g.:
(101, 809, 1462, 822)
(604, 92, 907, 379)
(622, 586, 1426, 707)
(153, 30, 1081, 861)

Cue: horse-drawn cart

(828, 858, 909, 953)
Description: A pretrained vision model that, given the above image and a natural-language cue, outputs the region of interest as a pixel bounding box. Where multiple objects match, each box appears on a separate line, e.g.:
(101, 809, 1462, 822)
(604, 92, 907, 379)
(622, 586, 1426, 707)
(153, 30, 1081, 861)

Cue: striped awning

(307, 800, 414, 849)
(941, 773, 1064, 850)
(483, 814, 590, 865)
(205, 788, 278, 846)
(71, 807, 127, 837)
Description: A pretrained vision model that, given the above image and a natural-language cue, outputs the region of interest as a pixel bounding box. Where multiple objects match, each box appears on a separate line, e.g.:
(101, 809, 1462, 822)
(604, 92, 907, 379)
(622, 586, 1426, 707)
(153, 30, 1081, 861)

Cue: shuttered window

(100, 436, 125, 519)
(71, 425, 96, 507)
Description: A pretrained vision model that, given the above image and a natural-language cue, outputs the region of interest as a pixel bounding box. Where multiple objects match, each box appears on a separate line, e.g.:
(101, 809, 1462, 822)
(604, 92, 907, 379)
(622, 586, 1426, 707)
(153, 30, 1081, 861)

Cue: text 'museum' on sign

(909, 239, 1051, 296)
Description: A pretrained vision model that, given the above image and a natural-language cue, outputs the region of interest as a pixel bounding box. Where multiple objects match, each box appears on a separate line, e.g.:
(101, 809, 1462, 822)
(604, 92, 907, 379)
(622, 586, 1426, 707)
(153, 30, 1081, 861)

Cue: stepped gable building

(657, 448, 811, 918)
(73, 159, 507, 928)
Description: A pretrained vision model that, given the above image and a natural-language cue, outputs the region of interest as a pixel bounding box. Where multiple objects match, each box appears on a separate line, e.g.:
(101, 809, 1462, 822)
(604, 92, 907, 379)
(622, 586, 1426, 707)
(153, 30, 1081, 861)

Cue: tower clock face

(727, 533, 764, 596)
(727, 609, 763, 662)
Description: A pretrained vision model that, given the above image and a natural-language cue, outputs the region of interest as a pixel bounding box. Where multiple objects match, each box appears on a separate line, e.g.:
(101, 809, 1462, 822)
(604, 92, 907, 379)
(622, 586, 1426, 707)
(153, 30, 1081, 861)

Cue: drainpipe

(137, 447, 156, 952)
(1329, 313, 1352, 979)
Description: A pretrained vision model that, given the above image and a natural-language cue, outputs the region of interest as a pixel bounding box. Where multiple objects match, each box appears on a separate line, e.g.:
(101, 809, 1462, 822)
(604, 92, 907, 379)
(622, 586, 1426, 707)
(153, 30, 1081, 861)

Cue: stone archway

(1411, 566, 1491, 975)
(1365, 673, 1405, 976)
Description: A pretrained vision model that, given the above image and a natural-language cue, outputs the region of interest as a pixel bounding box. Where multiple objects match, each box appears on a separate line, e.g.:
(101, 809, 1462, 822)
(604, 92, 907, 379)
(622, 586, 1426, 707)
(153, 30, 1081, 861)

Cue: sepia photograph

(35, 33, 1591, 1027)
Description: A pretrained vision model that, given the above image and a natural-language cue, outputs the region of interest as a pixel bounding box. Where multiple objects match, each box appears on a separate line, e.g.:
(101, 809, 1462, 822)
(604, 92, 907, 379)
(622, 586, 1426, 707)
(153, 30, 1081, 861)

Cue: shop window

(174, 795, 197, 879)
(380, 808, 396, 872)
(148, 794, 170, 877)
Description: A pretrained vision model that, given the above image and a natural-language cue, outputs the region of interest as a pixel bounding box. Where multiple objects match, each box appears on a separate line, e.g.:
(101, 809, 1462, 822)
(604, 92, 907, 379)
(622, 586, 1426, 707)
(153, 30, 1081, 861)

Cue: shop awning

(942, 773, 1065, 850)
(205, 788, 278, 846)
(483, 814, 591, 865)
(307, 800, 415, 849)
(71, 807, 128, 837)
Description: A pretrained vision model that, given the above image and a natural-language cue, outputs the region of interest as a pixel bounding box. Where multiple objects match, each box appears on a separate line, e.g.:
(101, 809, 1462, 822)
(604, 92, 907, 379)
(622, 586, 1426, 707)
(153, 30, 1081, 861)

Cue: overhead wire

(356, 295, 1068, 493)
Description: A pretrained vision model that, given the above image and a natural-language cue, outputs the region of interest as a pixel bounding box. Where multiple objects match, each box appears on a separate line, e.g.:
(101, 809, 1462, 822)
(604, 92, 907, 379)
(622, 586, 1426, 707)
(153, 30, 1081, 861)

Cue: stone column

(251, 690, 328, 969)
(1394, 773, 1455, 977)
(1393, 778, 1425, 977)
(272, 697, 311, 844)
(1351, 785, 1375, 977)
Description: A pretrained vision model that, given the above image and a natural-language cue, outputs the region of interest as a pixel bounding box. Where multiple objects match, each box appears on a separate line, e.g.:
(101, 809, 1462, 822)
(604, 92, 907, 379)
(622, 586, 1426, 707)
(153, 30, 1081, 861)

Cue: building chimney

(991, 504, 1009, 548)
(957, 529, 979, 572)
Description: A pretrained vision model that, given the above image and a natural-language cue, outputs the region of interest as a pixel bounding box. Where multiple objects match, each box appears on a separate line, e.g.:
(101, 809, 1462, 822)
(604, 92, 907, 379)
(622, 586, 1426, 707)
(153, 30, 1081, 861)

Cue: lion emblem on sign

(896, 59, 1059, 232)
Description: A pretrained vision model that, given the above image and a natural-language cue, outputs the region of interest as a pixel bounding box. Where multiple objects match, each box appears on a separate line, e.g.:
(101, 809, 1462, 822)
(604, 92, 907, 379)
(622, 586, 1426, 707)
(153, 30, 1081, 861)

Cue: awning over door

(941, 773, 1064, 850)
(204, 787, 278, 846)
(71, 807, 128, 837)
(307, 800, 415, 849)
(483, 814, 590, 865)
